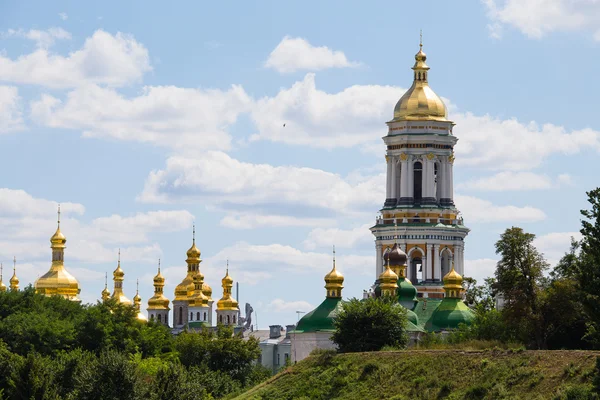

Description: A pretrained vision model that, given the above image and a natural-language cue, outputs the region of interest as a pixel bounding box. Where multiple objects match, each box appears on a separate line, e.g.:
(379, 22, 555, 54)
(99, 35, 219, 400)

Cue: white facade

(290, 332, 337, 363)
(371, 121, 469, 298)
(148, 308, 169, 326)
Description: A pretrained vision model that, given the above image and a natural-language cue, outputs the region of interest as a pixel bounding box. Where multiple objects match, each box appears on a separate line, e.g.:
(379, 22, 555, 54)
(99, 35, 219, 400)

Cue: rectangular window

(277, 354, 280, 365)
(284, 353, 289, 361)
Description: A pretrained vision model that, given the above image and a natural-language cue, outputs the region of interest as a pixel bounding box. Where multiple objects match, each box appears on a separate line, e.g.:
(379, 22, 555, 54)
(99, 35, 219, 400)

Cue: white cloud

(0, 86, 24, 133)
(139, 151, 383, 214)
(453, 112, 600, 170)
(208, 241, 372, 276)
(455, 194, 546, 223)
(251, 74, 399, 148)
(533, 231, 583, 265)
(31, 83, 250, 151)
(457, 171, 572, 191)
(59, 12, 68, 21)
(464, 258, 498, 283)
(484, 0, 600, 40)
(1, 27, 71, 48)
(220, 213, 336, 230)
(303, 223, 373, 250)
(267, 298, 314, 313)
(0, 188, 193, 280)
(265, 36, 359, 73)
(0, 29, 150, 88)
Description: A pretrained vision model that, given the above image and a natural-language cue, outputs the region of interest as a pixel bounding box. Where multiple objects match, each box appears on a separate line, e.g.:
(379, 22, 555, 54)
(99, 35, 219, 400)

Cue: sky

(0, 0, 599, 328)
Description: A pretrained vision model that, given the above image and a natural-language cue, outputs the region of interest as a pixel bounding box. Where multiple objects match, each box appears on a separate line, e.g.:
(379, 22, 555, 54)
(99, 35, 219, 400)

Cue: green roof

(293, 297, 342, 333)
(188, 321, 211, 329)
(429, 298, 475, 331)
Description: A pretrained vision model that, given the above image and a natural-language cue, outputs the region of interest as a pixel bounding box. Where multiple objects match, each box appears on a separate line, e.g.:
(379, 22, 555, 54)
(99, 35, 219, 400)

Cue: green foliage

(495, 227, 549, 349)
(237, 349, 600, 400)
(332, 296, 408, 352)
(0, 289, 270, 399)
(463, 277, 497, 312)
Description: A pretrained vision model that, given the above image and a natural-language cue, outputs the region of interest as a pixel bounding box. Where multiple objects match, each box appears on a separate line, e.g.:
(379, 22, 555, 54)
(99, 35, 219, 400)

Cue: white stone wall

(290, 332, 337, 363)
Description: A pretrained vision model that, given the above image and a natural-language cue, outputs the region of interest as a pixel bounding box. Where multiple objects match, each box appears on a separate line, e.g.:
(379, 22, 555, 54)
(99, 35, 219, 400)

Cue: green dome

(406, 308, 419, 326)
(397, 277, 417, 302)
(294, 297, 342, 333)
(430, 298, 475, 331)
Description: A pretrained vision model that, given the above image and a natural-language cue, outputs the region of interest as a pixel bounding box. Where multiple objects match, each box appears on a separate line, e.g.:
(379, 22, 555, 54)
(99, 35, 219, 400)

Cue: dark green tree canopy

(332, 297, 408, 353)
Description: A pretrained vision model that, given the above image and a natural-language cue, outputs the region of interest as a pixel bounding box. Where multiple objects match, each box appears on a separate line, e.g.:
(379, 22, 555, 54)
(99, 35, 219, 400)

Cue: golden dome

(36, 206, 81, 301)
(101, 286, 110, 301)
(0, 263, 7, 293)
(133, 284, 148, 323)
(186, 225, 201, 260)
(443, 263, 464, 298)
(9, 258, 19, 291)
(325, 247, 344, 298)
(392, 42, 447, 122)
(148, 261, 170, 310)
(111, 251, 132, 305)
(379, 261, 398, 297)
(217, 264, 238, 311)
(190, 272, 209, 307)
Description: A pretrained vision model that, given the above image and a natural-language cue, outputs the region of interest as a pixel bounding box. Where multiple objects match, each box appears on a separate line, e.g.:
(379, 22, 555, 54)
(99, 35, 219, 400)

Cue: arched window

(233, 315, 236, 324)
(197, 312, 200, 321)
(227, 315, 231, 325)
(203, 312, 207, 321)
(150, 314, 155, 321)
(219, 315, 223, 323)
(413, 161, 423, 204)
(441, 250, 451, 280)
(157, 314, 161, 323)
(178, 307, 183, 325)
(434, 162, 439, 202)
(410, 256, 423, 283)
(190, 312, 193, 321)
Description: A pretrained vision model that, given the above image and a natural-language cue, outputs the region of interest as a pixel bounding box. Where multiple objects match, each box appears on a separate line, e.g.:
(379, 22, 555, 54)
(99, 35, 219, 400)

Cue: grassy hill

(235, 349, 600, 400)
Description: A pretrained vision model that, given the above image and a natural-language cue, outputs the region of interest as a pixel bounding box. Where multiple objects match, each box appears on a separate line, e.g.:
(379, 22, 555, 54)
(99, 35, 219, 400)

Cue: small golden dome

(443, 263, 464, 298)
(9, 271, 19, 290)
(216, 263, 239, 311)
(148, 262, 170, 310)
(186, 225, 201, 259)
(392, 43, 447, 122)
(325, 247, 344, 298)
(379, 264, 398, 283)
(0, 263, 7, 293)
(190, 272, 209, 307)
(153, 269, 165, 285)
(101, 286, 110, 301)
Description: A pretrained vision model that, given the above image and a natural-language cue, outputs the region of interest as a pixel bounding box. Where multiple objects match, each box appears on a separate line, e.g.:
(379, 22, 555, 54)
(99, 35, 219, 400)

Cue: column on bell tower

(385, 156, 392, 200)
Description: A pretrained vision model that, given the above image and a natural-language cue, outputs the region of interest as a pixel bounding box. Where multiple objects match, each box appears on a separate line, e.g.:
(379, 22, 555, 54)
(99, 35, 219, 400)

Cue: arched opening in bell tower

(440, 249, 452, 279)
(410, 257, 423, 283)
(413, 161, 423, 205)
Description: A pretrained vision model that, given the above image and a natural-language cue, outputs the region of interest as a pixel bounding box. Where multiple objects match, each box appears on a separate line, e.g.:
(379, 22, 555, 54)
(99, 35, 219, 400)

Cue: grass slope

(235, 350, 600, 400)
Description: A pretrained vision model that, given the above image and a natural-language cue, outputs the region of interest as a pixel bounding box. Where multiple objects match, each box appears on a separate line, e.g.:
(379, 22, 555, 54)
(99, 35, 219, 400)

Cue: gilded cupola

(0, 263, 7, 292)
(324, 246, 344, 298)
(9, 257, 19, 291)
(35, 205, 81, 301)
(216, 262, 238, 311)
(391, 33, 448, 123)
(190, 271, 209, 308)
(111, 250, 132, 305)
(443, 262, 464, 298)
(101, 272, 110, 302)
(175, 225, 212, 302)
(133, 280, 147, 322)
(148, 260, 171, 310)
(378, 259, 398, 297)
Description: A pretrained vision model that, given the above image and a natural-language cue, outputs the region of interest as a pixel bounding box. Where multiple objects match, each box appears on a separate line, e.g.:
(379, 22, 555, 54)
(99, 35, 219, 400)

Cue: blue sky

(1, 0, 599, 327)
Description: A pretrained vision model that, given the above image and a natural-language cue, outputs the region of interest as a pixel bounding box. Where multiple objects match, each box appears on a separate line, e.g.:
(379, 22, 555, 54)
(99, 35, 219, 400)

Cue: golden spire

(36, 205, 80, 301)
(391, 32, 447, 122)
(101, 272, 110, 301)
(443, 261, 463, 298)
(148, 259, 170, 311)
(9, 256, 19, 291)
(324, 245, 344, 298)
(111, 249, 131, 305)
(379, 258, 398, 297)
(216, 260, 238, 311)
(0, 263, 7, 292)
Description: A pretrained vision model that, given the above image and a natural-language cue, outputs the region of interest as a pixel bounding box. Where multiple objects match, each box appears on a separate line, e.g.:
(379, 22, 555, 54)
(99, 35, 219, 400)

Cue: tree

(464, 277, 497, 312)
(494, 227, 549, 348)
(331, 297, 408, 353)
(571, 188, 600, 347)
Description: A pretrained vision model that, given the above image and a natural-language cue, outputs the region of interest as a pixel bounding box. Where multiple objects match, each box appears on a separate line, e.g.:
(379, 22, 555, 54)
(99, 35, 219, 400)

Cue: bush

(332, 297, 408, 352)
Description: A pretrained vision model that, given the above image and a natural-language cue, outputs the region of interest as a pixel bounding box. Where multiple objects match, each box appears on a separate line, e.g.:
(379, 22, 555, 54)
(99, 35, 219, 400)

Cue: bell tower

(370, 38, 469, 298)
